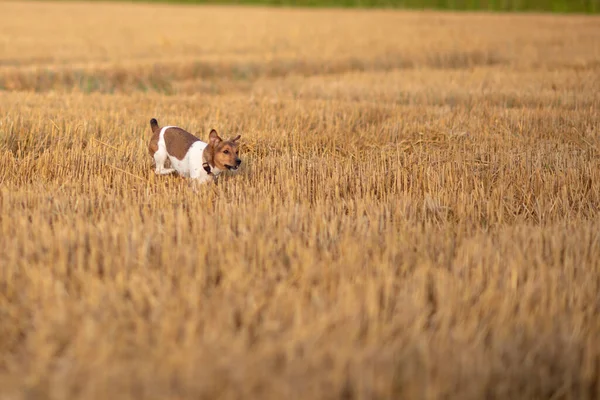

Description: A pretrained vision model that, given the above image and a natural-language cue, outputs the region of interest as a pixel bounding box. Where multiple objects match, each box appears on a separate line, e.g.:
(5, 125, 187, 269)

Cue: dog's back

(148, 118, 201, 160)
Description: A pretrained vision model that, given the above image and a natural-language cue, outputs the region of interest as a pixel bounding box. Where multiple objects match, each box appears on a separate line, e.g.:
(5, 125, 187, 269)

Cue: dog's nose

(236, 159, 242, 165)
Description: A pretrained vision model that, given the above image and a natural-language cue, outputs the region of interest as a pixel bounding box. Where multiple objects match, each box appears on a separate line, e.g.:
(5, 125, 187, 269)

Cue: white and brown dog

(148, 118, 241, 186)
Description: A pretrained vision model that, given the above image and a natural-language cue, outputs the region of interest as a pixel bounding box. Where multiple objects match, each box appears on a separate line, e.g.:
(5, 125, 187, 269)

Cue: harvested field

(0, 1, 599, 399)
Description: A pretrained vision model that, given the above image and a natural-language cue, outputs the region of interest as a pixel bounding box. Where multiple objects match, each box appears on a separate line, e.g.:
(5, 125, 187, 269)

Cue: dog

(147, 118, 241, 186)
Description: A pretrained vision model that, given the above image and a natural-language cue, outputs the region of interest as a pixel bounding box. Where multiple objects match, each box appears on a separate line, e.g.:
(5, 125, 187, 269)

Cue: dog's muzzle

(226, 159, 242, 171)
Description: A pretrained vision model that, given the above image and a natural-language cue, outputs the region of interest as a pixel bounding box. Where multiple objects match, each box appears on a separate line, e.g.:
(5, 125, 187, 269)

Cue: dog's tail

(150, 118, 160, 134)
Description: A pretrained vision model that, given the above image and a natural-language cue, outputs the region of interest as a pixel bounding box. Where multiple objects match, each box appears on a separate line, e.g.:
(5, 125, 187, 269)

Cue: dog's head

(207, 129, 242, 171)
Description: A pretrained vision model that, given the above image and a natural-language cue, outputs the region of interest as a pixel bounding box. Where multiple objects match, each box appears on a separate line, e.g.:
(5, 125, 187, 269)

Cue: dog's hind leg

(153, 149, 175, 175)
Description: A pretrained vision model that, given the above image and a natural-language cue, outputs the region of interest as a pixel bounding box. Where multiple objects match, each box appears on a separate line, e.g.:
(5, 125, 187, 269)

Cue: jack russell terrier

(148, 118, 241, 186)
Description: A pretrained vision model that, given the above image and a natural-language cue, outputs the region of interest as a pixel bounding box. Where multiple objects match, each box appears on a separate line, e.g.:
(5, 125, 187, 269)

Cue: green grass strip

(80, 0, 600, 13)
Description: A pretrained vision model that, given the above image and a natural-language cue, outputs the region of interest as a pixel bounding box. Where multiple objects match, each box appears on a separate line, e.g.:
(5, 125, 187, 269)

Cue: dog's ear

(209, 129, 222, 146)
(231, 135, 241, 143)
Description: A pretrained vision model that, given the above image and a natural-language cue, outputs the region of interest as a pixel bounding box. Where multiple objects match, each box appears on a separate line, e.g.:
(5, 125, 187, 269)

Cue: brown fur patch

(148, 119, 160, 156)
(164, 127, 200, 160)
(148, 134, 159, 156)
(203, 143, 215, 167)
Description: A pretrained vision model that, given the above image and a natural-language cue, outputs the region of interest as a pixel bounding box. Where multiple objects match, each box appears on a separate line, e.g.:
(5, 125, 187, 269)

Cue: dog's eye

(223, 150, 230, 154)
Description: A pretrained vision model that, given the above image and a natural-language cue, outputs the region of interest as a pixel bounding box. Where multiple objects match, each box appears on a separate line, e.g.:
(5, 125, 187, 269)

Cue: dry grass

(1, 1, 600, 399)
